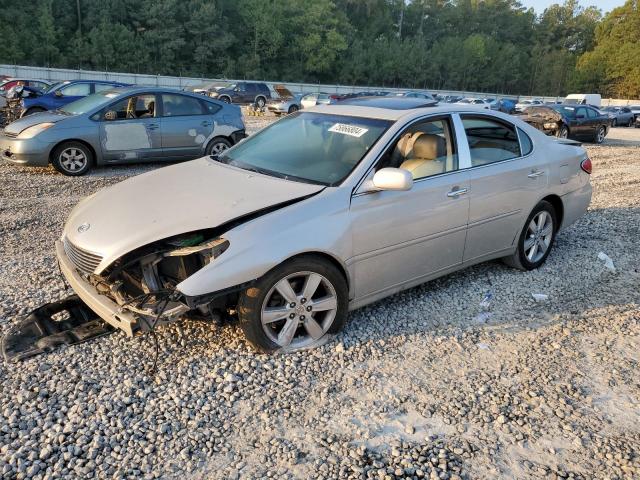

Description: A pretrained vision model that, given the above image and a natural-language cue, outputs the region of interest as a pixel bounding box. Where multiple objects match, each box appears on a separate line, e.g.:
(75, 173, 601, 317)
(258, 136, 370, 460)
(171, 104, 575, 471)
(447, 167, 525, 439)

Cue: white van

(565, 94, 602, 108)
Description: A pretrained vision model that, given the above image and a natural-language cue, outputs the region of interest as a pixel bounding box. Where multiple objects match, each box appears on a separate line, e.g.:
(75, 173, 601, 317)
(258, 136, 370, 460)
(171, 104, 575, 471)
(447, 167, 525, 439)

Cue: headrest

(411, 134, 446, 161)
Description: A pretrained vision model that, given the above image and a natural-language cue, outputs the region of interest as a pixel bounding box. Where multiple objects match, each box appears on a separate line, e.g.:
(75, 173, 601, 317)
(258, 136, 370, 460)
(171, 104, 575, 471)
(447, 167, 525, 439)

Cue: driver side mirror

(104, 110, 117, 121)
(55, 90, 63, 97)
(362, 168, 413, 193)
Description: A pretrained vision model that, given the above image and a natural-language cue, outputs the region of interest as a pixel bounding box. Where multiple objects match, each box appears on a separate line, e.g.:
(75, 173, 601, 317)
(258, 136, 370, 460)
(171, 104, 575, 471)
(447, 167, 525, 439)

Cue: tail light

(581, 157, 592, 174)
(329, 94, 341, 100)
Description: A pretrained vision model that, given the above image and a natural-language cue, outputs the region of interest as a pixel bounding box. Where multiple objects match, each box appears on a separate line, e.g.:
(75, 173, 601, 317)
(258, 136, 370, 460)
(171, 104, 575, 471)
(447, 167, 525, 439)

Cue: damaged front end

(82, 232, 232, 334)
(518, 106, 564, 136)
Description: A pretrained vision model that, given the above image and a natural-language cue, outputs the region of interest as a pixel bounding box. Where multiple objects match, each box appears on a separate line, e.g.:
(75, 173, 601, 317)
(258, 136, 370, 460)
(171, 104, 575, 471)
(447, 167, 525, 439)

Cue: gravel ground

(0, 118, 639, 480)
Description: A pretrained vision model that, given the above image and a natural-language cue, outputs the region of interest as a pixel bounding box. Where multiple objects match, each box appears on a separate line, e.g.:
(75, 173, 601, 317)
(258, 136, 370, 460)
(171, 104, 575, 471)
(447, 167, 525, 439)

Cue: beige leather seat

(400, 134, 447, 179)
(391, 132, 424, 166)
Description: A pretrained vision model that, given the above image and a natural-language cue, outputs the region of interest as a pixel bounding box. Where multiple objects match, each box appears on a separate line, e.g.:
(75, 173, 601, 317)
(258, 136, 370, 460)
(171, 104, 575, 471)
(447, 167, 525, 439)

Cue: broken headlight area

(90, 233, 230, 330)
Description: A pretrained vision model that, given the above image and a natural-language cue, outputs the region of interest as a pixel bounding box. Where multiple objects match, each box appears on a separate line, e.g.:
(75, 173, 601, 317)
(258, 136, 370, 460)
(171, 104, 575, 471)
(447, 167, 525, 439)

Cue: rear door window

(61, 83, 91, 96)
(461, 116, 521, 166)
(161, 94, 205, 117)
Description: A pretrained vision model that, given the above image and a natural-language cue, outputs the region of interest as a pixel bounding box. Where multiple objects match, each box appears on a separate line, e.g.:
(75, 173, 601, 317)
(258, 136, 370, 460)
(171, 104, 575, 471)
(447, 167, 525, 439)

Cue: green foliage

(0, 0, 634, 96)
(576, 0, 640, 98)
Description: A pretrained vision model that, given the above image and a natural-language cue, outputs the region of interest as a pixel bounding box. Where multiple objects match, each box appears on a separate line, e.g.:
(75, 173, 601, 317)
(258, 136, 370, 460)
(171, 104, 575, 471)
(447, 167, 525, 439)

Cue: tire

(23, 107, 45, 116)
(255, 96, 266, 108)
(205, 137, 232, 156)
(557, 125, 569, 139)
(287, 104, 299, 114)
(503, 200, 557, 271)
(594, 126, 606, 144)
(219, 96, 231, 104)
(238, 256, 348, 353)
(629, 117, 635, 128)
(612, 119, 617, 127)
(51, 141, 93, 176)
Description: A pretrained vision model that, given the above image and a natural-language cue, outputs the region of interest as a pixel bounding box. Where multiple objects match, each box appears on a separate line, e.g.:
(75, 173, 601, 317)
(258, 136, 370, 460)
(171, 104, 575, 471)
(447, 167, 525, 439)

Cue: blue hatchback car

(19, 79, 129, 117)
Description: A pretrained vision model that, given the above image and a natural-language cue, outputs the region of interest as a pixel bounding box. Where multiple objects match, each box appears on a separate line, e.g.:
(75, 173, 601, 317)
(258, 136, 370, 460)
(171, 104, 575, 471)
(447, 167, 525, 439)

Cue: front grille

(63, 238, 103, 274)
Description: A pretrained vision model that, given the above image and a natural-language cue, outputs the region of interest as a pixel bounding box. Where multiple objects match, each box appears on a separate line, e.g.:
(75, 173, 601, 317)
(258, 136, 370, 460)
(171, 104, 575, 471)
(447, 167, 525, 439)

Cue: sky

(520, 0, 627, 13)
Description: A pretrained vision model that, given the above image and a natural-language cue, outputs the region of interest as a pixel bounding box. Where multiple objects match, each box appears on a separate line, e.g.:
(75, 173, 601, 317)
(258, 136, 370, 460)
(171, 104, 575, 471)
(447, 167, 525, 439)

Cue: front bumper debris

(1, 295, 114, 362)
(56, 239, 139, 336)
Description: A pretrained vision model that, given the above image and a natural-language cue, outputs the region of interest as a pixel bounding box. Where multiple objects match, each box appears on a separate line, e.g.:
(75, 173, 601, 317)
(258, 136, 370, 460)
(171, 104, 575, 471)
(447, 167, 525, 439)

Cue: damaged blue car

(0, 87, 246, 175)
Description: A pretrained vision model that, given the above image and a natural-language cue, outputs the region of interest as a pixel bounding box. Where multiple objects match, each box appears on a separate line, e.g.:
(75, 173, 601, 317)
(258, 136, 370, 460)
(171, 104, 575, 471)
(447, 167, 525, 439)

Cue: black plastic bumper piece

(1, 295, 114, 362)
(231, 129, 247, 144)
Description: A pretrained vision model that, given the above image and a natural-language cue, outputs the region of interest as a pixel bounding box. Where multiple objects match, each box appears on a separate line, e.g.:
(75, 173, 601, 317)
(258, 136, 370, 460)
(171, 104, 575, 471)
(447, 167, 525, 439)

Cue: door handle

(447, 187, 468, 198)
(527, 170, 544, 178)
(146, 124, 159, 130)
(201, 121, 211, 127)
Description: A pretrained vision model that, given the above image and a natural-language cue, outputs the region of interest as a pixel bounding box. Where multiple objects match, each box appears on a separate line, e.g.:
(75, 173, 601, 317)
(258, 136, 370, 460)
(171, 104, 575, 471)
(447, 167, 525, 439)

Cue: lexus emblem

(77, 222, 91, 233)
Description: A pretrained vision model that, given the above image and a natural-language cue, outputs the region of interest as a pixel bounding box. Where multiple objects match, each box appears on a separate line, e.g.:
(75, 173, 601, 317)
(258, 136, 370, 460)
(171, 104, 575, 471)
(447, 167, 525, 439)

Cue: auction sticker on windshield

(329, 123, 368, 137)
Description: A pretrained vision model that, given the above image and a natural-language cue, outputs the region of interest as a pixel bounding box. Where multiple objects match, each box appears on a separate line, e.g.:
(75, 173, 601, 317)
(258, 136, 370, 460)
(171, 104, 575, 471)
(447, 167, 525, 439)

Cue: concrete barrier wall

(2, 64, 638, 106)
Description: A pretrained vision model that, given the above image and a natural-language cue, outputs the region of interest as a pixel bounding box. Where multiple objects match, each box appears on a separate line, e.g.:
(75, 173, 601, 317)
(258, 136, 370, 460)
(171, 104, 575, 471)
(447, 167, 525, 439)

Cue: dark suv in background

(210, 82, 271, 107)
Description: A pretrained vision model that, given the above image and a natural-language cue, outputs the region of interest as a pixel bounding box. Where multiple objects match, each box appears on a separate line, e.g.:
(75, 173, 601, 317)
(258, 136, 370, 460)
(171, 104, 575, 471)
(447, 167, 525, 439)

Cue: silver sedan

(56, 97, 592, 352)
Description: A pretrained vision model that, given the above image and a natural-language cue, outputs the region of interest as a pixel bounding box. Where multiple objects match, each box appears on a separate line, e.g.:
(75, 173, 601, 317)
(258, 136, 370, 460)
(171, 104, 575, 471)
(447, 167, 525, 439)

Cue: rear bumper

(230, 129, 247, 144)
(560, 182, 592, 231)
(56, 240, 138, 336)
(0, 134, 52, 166)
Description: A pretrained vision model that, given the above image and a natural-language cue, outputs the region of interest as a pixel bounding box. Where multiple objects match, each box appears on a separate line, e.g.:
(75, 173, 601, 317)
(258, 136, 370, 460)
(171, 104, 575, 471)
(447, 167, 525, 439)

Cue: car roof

(311, 101, 498, 121)
(337, 97, 438, 111)
(94, 86, 217, 98)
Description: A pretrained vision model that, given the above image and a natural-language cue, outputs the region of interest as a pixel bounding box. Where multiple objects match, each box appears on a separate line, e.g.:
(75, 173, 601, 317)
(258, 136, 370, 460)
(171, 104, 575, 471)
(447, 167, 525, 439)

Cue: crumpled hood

(63, 158, 324, 272)
(4, 111, 67, 136)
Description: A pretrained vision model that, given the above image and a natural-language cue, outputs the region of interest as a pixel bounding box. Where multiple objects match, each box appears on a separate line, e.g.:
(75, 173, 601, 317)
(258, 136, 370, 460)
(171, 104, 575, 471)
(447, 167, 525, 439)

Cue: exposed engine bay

(85, 232, 232, 333)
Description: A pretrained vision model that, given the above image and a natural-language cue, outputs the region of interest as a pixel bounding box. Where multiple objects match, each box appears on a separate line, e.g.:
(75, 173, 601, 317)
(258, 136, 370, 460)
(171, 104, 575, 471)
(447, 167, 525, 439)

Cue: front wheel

(255, 96, 266, 108)
(629, 117, 635, 127)
(51, 141, 93, 176)
(503, 201, 557, 271)
(23, 107, 46, 117)
(594, 126, 606, 144)
(238, 256, 348, 353)
(557, 125, 569, 139)
(205, 137, 232, 156)
(288, 105, 299, 114)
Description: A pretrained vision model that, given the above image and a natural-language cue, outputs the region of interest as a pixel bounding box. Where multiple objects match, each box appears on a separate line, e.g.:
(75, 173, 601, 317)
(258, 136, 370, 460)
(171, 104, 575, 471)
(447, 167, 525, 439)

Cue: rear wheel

(51, 141, 93, 176)
(255, 96, 266, 108)
(629, 117, 635, 127)
(594, 126, 606, 144)
(503, 201, 557, 271)
(238, 256, 348, 353)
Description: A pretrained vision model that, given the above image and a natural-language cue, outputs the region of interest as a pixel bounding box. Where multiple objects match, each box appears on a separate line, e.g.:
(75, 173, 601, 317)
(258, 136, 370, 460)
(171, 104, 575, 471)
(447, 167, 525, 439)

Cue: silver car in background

(0, 87, 246, 176)
(56, 97, 592, 352)
(300, 92, 335, 109)
(267, 85, 303, 115)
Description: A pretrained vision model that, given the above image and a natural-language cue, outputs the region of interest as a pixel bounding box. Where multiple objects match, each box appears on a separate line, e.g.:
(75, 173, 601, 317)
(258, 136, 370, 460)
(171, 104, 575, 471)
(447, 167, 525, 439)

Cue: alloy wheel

(524, 211, 554, 263)
(597, 127, 605, 143)
(210, 142, 229, 155)
(261, 271, 338, 349)
(59, 148, 87, 173)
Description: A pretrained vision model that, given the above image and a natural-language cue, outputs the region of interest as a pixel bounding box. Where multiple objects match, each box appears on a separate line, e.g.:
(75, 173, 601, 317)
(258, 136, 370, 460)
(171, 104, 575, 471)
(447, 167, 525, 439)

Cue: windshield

(217, 112, 391, 186)
(59, 91, 120, 115)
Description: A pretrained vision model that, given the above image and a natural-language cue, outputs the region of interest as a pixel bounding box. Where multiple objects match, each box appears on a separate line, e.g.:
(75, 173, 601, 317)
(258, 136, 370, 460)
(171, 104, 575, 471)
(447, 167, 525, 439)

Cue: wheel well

(206, 135, 233, 150)
(49, 139, 97, 165)
(286, 252, 350, 294)
(542, 194, 564, 229)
